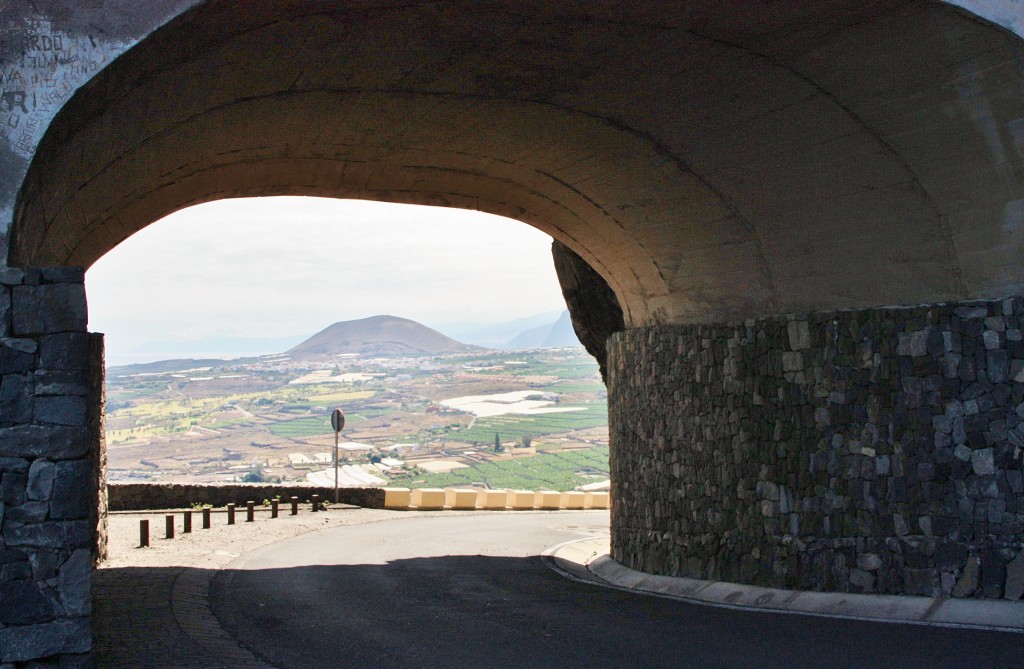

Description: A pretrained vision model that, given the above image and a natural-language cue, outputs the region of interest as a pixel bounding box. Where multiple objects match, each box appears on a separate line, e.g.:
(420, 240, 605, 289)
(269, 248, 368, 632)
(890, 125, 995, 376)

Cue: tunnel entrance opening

(85, 195, 611, 493)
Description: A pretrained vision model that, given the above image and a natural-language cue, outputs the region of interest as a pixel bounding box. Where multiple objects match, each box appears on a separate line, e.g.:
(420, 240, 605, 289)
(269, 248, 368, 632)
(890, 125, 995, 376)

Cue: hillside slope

(288, 315, 479, 359)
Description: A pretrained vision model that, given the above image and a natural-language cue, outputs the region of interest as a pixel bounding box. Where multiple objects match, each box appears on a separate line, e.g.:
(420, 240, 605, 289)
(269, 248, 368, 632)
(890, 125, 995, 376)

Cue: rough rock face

(551, 241, 624, 381)
(608, 298, 1024, 599)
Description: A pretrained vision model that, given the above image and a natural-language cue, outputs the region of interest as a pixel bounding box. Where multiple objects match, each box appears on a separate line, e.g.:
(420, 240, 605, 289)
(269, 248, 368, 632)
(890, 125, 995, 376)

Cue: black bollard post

(165, 514, 174, 539)
(246, 500, 255, 522)
(183, 510, 192, 533)
(227, 503, 236, 525)
(290, 496, 298, 516)
(139, 519, 149, 548)
(202, 507, 211, 529)
(271, 499, 279, 518)
(311, 495, 320, 512)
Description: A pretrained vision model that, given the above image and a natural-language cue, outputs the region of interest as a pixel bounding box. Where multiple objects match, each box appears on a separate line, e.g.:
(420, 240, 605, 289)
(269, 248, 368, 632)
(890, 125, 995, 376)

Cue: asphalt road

(210, 512, 1021, 669)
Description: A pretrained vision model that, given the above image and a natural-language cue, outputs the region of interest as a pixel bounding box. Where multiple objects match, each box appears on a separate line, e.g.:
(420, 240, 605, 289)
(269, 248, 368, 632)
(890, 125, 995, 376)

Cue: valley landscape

(105, 313, 609, 492)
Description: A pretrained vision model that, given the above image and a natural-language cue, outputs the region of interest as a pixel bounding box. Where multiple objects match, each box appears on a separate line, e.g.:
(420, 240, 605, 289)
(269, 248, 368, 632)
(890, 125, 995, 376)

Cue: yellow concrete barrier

(509, 490, 537, 509)
(412, 488, 445, 510)
(479, 489, 509, 510)
(536, 490, 562, 510)
(561, 491, 586, 510)
(585, 492, 610, 509)
(383, 487, 411, 509)
(447, 488, 478, 510)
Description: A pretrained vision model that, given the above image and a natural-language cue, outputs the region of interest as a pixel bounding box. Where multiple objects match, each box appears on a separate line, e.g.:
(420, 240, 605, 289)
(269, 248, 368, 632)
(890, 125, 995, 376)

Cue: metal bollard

(311, 494, 320, 512)
(290, 496, 298, 515)
(139, 519, 149, 547)
(227, 503, 236, 525)
(183, 510, 192, 533)
(202, 507, 211, 529)
(165, 514, 174, 539)
(271, 499, 279, 518)
(246, 500, 255, 522)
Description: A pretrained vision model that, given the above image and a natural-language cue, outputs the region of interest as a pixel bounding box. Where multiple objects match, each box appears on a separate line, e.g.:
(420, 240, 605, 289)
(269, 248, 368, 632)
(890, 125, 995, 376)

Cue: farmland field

(447, 404, 608, 443)
(105, 345, 608, 489)
(391, 445, 609, 490)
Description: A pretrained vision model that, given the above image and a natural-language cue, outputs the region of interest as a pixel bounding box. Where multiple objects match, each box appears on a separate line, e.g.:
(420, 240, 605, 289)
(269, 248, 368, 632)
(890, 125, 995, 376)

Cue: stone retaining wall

(0, 267, 97, 666)
(107, 483, 384, 511)
(608, 299, 1024, 600)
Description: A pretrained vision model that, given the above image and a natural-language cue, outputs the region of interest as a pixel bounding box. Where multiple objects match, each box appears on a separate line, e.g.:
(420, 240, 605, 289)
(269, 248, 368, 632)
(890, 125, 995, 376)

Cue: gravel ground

(100, 504, 410, 570)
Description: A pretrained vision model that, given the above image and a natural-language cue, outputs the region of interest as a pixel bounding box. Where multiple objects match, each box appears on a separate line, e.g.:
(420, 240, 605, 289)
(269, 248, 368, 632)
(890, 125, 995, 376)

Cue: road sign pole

(331, 408, 345, 505)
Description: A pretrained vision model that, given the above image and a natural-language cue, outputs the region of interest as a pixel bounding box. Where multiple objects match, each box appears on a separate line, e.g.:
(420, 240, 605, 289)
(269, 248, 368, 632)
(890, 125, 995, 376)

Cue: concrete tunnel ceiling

(10, 0, 1024, 329)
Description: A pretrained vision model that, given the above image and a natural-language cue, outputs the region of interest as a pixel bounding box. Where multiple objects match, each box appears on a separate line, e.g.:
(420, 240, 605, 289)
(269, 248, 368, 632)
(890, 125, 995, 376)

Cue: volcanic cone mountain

(287, 315, 479, 359)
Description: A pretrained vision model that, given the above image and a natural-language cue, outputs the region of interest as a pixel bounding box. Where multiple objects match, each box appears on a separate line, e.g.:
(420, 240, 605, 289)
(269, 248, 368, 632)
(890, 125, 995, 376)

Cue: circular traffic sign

(330, 408, 345, 432)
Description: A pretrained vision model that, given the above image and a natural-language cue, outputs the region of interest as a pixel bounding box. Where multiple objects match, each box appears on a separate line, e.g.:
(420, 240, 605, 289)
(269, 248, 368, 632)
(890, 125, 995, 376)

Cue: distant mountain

(446, 311, 564, 348)
(505, 310, 582, 349)
(288, 315, 480, 359)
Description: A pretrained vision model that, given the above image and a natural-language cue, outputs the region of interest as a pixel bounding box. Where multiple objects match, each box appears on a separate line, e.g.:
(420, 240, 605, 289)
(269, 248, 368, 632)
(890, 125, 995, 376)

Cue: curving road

(211, 512, 1020, 669)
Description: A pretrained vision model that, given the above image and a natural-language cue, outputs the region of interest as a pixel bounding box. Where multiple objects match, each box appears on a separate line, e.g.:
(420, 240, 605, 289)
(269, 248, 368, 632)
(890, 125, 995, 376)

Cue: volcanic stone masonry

(0, 267, 102, 667)
(608, 299, 1024, 600)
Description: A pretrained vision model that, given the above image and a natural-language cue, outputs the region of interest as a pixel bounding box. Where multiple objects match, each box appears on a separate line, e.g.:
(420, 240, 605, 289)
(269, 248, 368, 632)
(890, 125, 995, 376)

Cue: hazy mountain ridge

(505, 310, 581, 349)
(446, 310, 564, 348)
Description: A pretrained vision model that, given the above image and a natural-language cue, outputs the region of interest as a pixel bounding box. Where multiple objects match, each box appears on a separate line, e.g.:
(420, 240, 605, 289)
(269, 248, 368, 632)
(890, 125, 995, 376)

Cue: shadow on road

(94, 555, 1023, 669)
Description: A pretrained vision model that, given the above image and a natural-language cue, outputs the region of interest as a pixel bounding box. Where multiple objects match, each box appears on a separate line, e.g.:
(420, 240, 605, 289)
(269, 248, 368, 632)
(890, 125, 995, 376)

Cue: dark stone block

(37, 333, 89, 372)
(29, 550, 58, 581)
(0, 426, 91, 460)
(1, 471, 27, 505)
(935, 541, 969, 569)
(0, 374, 33, 425)
(39, 267, 84, 284)
(903, 568, 940, 596)
(0, 617, 91, 662)
(0, 457, 29, 473)
(0, 549, 28, 564)
(0, 580, 54, 624)
(50, 460, 93, 520)
(1, 559, 33, 581)
(980, 547, 1006, 598)
(33, 396, 88, 427)
(7, 501, 49, 523)
(987, 350, 1009, 383)
(22, 267, 42, 286)
(32, 370, 89, 397)
(11, 285, 87, 336)
(0, 345, 33, 375)
(4, 521, 91, 550)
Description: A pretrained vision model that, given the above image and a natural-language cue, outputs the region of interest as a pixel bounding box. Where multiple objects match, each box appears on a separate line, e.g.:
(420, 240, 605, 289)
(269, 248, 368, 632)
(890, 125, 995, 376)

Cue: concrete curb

(544, 536, 1024, 633)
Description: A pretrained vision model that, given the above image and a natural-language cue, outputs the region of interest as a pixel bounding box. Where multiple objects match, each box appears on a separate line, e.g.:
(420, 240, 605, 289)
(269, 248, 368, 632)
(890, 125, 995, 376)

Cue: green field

(391, 445, 609, 490)
(447, 404, 608, 444)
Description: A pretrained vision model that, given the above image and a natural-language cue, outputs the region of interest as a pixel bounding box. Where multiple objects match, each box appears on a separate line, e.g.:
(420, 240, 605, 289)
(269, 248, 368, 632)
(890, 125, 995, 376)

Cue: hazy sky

(86, 197, 568, 364)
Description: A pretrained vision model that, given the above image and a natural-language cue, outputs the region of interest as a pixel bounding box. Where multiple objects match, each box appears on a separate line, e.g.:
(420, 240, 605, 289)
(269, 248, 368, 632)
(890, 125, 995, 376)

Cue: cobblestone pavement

(92, 505, 413, 668)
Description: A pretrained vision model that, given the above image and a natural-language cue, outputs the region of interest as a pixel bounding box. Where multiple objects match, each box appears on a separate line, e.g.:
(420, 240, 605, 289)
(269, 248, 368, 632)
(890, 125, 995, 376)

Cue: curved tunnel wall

(609, 301, 1024, 597)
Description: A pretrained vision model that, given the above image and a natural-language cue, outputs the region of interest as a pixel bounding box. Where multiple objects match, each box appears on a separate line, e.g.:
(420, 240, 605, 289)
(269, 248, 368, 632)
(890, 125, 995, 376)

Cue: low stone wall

(608, 298, 1024, 600)
(107, 483, 385, 511)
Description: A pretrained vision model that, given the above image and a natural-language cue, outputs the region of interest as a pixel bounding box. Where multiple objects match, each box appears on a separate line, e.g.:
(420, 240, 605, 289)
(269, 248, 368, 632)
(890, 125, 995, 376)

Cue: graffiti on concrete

(0, 17, 115, 160)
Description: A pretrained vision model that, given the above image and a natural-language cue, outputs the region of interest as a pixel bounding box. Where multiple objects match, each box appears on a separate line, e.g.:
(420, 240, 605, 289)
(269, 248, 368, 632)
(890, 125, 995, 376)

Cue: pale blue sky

(86, 197, 568, 364)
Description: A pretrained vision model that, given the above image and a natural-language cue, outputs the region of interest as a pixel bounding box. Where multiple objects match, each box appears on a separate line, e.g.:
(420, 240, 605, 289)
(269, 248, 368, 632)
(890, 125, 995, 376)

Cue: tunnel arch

(13, 0, 1024, 331)
(5, 4, 1024, 663)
